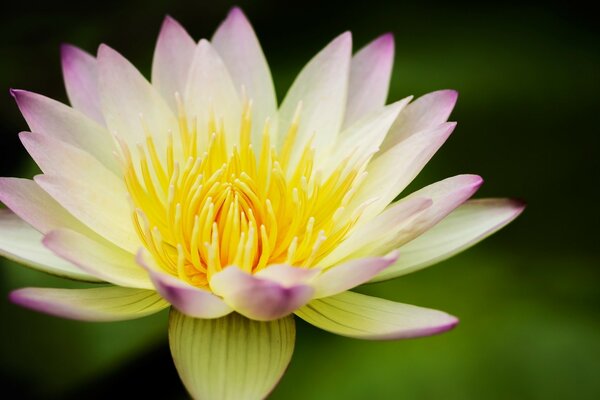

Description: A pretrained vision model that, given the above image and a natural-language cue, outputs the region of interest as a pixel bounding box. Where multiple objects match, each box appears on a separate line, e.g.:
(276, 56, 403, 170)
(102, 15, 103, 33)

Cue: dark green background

(1, 1, 598, 398)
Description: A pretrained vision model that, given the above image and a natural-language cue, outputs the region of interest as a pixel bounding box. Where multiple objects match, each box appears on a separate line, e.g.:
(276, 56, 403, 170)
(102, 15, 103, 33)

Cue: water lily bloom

(0, 7, 524, 399)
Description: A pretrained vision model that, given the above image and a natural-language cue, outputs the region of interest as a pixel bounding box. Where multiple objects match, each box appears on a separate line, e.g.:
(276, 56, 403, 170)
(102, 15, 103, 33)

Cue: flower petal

(349, 122, 456, 219)
(0, 177, 93, 234)
(328, 97, 411, 173)
(371, 198, 526, 282)
(312, 251, 399, 298)
(10, 286, 168, 321)
(295, 291, 458, 340)
(61, 44, 104, 124)
(212, 7, 277, 143)
(151, 16, 195, 110)
(10, 89, 117, 173)
(320, 196, 432, 267)
(184, 39, 242, 148)
(330, 175, 482, 265)
(343, 33, 395, 128)
(0, 210, 101, 281)
(210, 266, 314, 321)
(35, 172, 138, 253)
(43, 229, 152, 289)
(277, 32, 351, 164)
(137, 250, 232, 319)
(97, 44, 177, 152)
(169, 309, 295, 400)
(381, 89, 458, 152)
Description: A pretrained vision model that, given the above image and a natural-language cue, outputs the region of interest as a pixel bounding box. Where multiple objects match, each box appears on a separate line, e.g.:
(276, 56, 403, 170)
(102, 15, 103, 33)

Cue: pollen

(118, 95, 364, 289)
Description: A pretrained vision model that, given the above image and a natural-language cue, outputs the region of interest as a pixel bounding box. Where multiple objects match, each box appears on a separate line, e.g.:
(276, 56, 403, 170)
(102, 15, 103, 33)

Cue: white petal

(371, 198, 525, 282)
(0, 210, 100, 282)
(184, 39, 242, 148)
(151, 16, 195, 110)
(320, 196, 432, 267)
(11, 286, 167, 321)
(0, 177, 94, 235)
(61, 44, 104, 124)
(97, 44, 177, 152)
(344, 33, 395, 128)
(381, 89, 458, 152)
(35, 172, 138, 254)
(296, 291, 457, 340)
(212, 7, 277, 143)
(349, 122, 456, 220)
(43, 229, 152, 289)
(328, 97, 411, 173)
(169, 310, 295, 400)
(11, 90, 117, 173)
(277, 32, 351, 165)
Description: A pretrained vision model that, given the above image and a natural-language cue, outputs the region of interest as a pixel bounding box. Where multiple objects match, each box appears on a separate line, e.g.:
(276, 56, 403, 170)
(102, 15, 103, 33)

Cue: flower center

(120, 98, 364, 288)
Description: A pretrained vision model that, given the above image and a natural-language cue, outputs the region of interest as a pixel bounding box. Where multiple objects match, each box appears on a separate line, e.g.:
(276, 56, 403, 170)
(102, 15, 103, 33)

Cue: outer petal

(184, 39, 242, 148)
(277, 32, 351, 165)
(295, 291, 458, 340)
(151, 16, 195, 110)
(137, 250, 232, 319)
(349, 122, 456, 219)
(169, 309, 295, 400)
(97, 44, 177, 152)
(0, 210, 101, 282)
(212, 7, 277, 143)
(61, 44, 104, 124)
(381, 89, 458, 152)
(343, 33, 395, 128)
(43, 229, 153, 289)
(210, 266, 314, 321)
(328, 175, 482, 265)
(10, 90, 117, 173)
(0, 177, 94, 235)
(320, 196, 432, 267)
(371, 198, 526, 282)
(312, 251, 399, 299)
(28, 133, 138, 252)
(10, 286, 168, 321)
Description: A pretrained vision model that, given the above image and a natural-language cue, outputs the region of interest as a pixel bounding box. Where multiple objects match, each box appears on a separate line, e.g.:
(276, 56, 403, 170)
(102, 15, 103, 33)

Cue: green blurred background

(1, 0, 598, 398)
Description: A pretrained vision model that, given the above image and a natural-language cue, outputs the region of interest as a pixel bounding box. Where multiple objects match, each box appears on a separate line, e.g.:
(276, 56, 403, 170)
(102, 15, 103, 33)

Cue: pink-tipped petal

(10, 90, 117, 173)
(137, 250, 232, 319)
(10, 286, 168, 322)
(372, 198, 526, 282)
(0, 210, 101, 282)
(212, 7, 277, 144)
(210, 266, 314, 321)
(43, 229, 153, 289)
(296, 291, 458, 340)
(151, 16, 195, 110)
(277, 32, 352, 164)
(0, 177, 93, 235)
(382, 89, 458, 151)
(312, 251, 399, 298)
(61, 44, 104, 124)
(343, 33, 395, 128)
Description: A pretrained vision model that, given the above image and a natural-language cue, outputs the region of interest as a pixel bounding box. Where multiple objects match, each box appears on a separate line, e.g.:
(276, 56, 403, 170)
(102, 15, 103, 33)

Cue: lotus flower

(0, 7, 524, 399)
